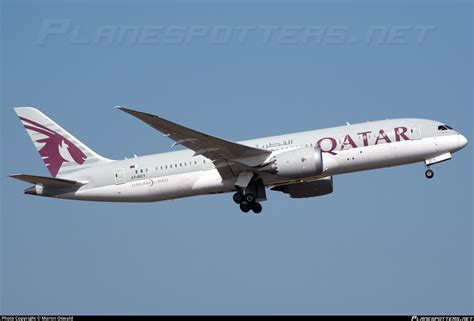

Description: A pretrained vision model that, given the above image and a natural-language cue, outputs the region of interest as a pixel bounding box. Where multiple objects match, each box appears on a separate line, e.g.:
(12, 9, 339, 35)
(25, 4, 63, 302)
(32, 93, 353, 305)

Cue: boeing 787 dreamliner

(10, 107, 468, 213)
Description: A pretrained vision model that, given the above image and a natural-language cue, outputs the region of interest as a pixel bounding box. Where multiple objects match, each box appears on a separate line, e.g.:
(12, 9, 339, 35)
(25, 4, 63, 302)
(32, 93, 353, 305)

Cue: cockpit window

(445, 125, 453, 130)
(438, 125, 448, 131)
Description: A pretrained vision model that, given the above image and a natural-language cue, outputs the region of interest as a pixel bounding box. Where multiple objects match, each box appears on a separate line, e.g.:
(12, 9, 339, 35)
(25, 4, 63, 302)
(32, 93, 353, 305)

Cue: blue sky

(1, 0, 472, 315)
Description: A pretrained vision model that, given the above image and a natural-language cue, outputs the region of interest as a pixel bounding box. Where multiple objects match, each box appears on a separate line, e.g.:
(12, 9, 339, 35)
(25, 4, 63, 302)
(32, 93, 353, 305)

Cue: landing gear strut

(425, 168, 434, 179)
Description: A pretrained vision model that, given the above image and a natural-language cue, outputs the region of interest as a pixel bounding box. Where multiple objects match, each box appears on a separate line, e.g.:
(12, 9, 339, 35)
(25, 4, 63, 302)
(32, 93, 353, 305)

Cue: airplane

(10, 107, 468, 214)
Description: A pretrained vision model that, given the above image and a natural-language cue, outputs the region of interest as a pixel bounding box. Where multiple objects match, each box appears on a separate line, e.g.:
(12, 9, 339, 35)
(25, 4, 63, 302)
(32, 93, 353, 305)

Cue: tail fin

(14, 107, 111, 177)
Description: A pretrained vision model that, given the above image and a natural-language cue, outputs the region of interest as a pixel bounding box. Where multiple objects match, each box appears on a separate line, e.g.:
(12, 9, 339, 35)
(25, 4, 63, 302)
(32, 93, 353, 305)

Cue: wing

(117, 107, 271, 170)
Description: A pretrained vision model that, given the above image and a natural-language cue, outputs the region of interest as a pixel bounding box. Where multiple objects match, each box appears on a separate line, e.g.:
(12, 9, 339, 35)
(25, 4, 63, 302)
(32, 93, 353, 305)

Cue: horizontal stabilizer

(9, 174, 85, 187)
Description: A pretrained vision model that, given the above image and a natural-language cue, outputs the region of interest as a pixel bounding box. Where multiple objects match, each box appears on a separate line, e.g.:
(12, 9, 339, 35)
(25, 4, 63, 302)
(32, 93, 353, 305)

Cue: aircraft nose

(458, 134, 468, 150)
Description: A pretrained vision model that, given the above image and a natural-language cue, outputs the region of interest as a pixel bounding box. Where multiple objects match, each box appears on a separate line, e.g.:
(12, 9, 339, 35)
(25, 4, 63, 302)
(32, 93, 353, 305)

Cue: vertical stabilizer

(14, 107, 111, 177)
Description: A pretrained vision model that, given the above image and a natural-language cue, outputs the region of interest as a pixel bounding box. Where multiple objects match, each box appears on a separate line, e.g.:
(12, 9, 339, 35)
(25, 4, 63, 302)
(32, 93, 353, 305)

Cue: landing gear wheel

(245, 193, 256, 204)
(425, 169, 434, 179)
(240, 203, 251, 213)
(233, 192, 243, 204)
(251, 203, 263, 214)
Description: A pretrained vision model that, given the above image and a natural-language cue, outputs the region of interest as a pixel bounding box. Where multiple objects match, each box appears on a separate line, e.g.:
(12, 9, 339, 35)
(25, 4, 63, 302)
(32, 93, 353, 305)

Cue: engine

(258, 147, 324, 179)
(271, 176, 334, 198)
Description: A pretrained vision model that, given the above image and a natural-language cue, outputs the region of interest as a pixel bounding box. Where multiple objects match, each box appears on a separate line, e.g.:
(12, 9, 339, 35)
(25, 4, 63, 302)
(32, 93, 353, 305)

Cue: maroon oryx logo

(20, 117, 87, 177)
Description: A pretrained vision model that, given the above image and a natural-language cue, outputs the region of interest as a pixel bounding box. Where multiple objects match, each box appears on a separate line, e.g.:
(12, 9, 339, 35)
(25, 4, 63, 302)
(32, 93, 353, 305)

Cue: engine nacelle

(271, 176, 334, 198)
(259, 147, 324, 179)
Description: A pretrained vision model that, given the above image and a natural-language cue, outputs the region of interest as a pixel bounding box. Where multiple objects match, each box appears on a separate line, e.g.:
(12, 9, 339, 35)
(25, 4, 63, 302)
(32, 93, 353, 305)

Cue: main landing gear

(234, 192, 263, 214)
(233, 175, 266, 214)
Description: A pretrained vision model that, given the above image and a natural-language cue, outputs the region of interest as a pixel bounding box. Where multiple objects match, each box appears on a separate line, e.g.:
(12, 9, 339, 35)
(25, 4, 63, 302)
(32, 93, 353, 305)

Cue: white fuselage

(48, 118, 466, 202)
